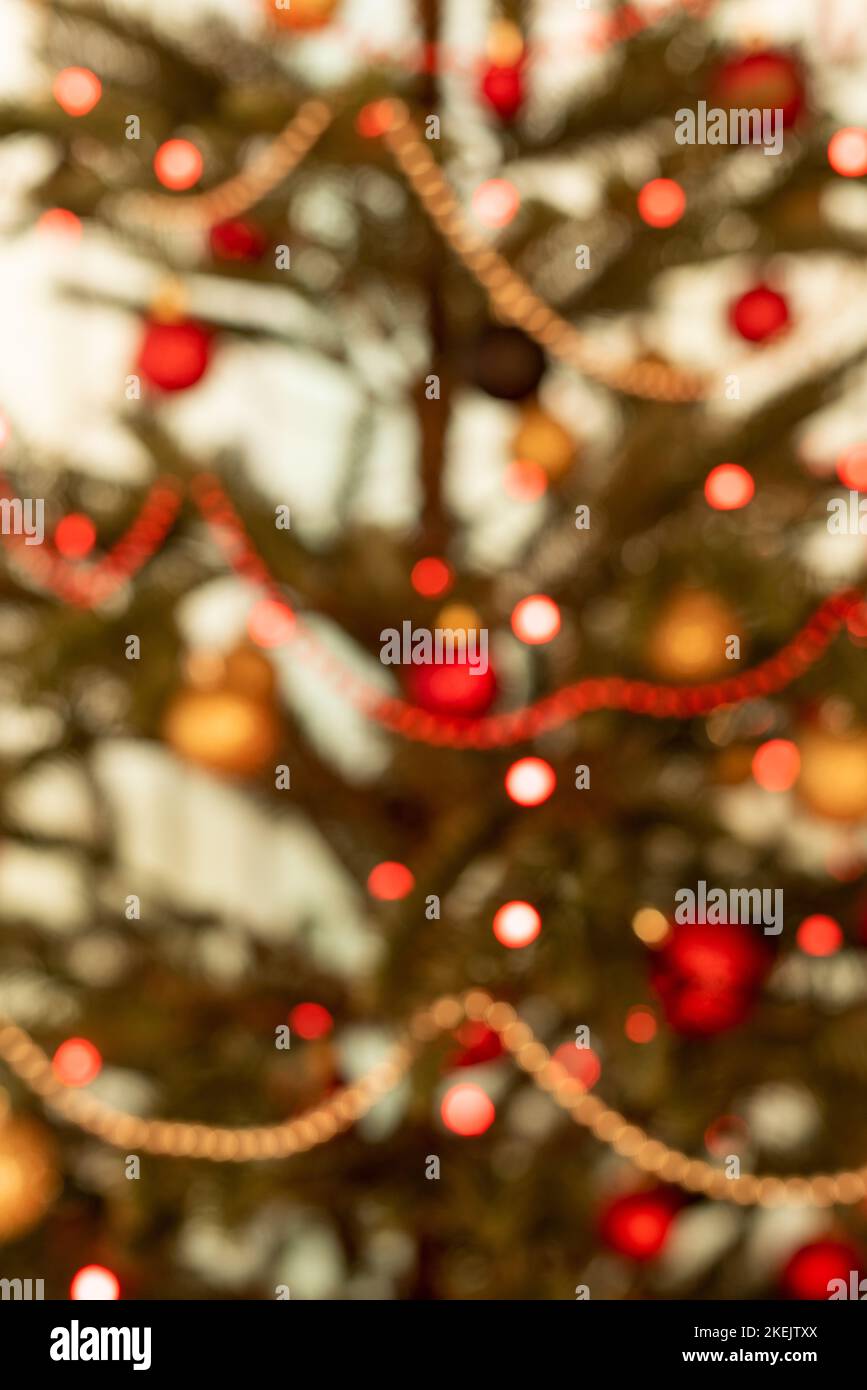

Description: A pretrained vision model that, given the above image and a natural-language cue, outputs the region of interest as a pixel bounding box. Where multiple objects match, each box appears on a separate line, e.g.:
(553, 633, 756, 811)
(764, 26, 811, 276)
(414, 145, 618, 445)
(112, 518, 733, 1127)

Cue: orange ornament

(163, 645, 282, 778)
(266, 0, 339, 31)
(646, 589, 741, 682)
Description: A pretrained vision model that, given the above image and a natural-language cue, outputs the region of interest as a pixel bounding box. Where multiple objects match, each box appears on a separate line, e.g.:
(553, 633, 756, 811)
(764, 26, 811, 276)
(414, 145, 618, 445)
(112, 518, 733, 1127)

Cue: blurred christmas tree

(1, 0, 867, 1301)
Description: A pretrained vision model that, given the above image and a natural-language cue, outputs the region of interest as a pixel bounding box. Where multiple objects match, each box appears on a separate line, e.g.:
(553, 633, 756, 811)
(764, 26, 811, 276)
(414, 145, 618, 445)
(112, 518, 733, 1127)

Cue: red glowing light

(704, 463, 755, 511)
(510, 594, 561, 645)
(154, 139, 203, 191)
(53, 1037, 102, 1087)
(796, 914, 843, 958)
(492, 900, 541, 948)
(55, 513, 97, 560)
(289, 1002, 334, 1040)
(828, 127, 867, 178)
(837, 444, 867, 491)
(637, 178, 686, 228)
(247, 598, 296, 648)
(729, 285, 790, 343)
(624, 1007, 657, 1044)
(70, 1265, 120, 1301)
(52, 67, 102, 117)
(552, 1042, 601, 1090)
(355, 100, 396, 138)
(411, 556, 453, 598)
(37, 208, 82, 241)
(599, 1189, 679, 1260)
(471, 178, 520, 228)
(752, 738, 800, 792)
(505, 756, 556, 806)
(367, 860, 415, 901)
(440, 1083, 495, 1136)
(504, 459, 548, 501)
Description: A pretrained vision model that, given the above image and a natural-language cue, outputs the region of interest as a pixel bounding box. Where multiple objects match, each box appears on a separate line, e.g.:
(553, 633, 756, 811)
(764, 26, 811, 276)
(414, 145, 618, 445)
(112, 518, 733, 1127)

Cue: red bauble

(209, 219, 268, 263)
(447, 1022, 504, 1069)
(404, 659, 498, 719)
(650, 921, 773, 1038)
(598, 1188, 682, 1261)
(780, 1239, 864, 1300)
(711, 49, 805, 130)
(480, 62, 524, 122)
(728, 285, 791, 344)
(136, 318, 212, 393)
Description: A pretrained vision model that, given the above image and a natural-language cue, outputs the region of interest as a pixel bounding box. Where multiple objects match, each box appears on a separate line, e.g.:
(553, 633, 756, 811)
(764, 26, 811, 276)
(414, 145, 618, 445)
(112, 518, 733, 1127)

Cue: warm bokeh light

(36, 208, 82, 240)
(828, 126, 867, 178)
(637, 178, 686, 228)
(70, 1265, 120, 1301)
(796, 914, 843, 957)
(154, 138, 204, 191)
(504, 756, 556, 806)
(411, 556, 453, 598)
(631, 907, 671, 947)
(367, 860, 415, 900)
(355, 100, 396, 138)
(52, 67, 102, 117)
(599, 1189, 678, 1260)
(704, 463, 755, 511)
(510, 594, 561, 644)
(503, 459, 548, 501)
(54, 513, 97, 560)
(625, 1007, 657, 1043)
(52, 1038, 102, 1087)
(0, 414, 11, 449)
(552, 1042, 601, 1090)
(471, 178, 520, 228)
(247, 598, 296, 647)
(440, 1083, 495, 1136)
(837, 444, 867, 490)
(751, 738, 801, 791)
(289, 1002, 334, 1039)
(492, 900, 541, 948)
(729, 284, 790, 342)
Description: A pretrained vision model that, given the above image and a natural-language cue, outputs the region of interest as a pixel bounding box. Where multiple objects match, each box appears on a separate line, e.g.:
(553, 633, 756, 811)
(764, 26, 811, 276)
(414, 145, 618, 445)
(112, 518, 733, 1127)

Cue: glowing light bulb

(637, 178, 686, 228)
(154, 139, 203, 191)
(828, 127, 867, 178)
(796, 915, 842, 957)
(367, 861, 415, 901)
(472, 178, 520, 228)
(511, 594, 561, 644)
(492, 900, 541, 948)
(52, 67, 102, 117)
(411, 556, 453, 598)
(53, 1038, 102, 1087)
(751, 738, 800, 792)
(70, 1265, 120, 1300)
(441, 1083, 495, 1136)
(505, 757, 556, 806)
(704, 463, 754, 510)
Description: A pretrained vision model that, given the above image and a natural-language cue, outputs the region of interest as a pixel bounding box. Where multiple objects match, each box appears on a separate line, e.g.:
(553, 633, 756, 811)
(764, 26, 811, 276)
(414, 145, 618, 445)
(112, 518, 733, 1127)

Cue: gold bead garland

(3, 993, 867, 1206)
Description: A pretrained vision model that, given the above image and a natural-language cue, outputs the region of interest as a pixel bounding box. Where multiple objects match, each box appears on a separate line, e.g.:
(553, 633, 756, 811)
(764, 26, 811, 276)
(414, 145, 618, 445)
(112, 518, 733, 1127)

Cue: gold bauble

(266, 0, 339, 31)
(646, 589, 741, 682)
(512, 403, 576, 480)
(162, 687, 282, 778)
(797, 727, 867, 822)
(436, 603, 482, 635)
(0, 1106, 58, 1243)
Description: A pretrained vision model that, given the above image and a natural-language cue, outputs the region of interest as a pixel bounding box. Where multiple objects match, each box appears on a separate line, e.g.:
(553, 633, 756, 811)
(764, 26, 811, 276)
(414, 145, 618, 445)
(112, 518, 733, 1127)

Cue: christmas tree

(1, 0, 867, 1303)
